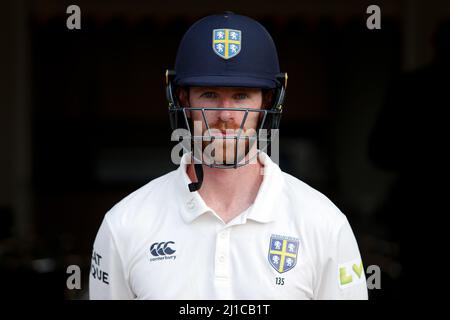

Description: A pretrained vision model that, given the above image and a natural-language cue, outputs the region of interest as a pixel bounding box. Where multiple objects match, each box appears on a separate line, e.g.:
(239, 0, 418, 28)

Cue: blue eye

(234, 93, 248, 100)
(200, 92, 217, 99)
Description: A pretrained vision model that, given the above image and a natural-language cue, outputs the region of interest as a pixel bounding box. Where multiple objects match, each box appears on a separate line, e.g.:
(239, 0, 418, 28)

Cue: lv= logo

(339, 259, 364, 287)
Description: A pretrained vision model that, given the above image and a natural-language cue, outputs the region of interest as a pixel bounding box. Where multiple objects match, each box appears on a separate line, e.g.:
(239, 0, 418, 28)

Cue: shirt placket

(214, 227, 232, 298)
(215, 228, 231, 278)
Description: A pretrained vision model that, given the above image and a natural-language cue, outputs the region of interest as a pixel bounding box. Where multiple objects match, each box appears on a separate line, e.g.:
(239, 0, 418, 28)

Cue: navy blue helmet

(173, 12, 283, 89)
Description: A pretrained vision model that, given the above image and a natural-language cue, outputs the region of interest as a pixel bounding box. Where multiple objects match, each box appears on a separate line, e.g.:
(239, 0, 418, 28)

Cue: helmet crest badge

(212, 29, 242, 59)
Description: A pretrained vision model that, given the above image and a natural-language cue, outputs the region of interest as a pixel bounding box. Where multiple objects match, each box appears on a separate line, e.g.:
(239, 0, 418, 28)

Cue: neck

(187, 158, 264, 223)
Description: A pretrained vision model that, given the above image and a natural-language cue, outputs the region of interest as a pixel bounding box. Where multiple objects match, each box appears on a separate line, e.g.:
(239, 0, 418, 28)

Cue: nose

(218, 97, 234, 122)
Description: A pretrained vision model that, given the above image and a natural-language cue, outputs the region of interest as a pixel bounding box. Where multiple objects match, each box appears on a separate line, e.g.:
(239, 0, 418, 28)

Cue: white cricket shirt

(89, 152, 368, 300)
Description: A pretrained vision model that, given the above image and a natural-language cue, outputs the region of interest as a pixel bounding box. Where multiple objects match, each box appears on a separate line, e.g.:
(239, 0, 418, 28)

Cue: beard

(192, 119, 258, 166)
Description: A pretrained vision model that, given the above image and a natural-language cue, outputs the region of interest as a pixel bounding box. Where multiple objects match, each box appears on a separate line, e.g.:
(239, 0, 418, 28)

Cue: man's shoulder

(104, 169, 178, 225)
(280, 171, 347, 226)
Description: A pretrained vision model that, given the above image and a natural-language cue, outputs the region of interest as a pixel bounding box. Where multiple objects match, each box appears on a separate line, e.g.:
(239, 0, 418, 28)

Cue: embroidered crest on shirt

(268, 234, 299, 273)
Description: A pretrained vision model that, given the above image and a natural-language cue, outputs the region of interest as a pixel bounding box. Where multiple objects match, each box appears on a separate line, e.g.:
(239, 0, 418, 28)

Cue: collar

(175, 151, 283, 224)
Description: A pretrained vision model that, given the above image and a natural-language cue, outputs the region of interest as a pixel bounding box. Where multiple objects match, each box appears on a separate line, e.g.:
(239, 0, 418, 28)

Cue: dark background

(1, 0, 448, 300)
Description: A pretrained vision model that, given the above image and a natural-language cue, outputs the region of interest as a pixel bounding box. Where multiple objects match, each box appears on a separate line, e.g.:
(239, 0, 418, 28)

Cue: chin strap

(188, 163, 204, 192)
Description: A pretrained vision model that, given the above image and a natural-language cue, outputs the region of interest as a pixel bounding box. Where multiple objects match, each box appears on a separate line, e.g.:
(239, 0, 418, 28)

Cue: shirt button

(220, 232, 227, 239)
(187, 198, 196, 210)
(219, 255, 225, 263)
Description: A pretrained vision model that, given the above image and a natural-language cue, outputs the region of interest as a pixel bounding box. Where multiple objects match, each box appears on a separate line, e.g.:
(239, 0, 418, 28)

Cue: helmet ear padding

(264, 73, 286, 132)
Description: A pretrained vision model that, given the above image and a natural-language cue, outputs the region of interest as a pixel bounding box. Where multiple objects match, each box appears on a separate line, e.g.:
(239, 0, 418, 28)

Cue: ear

(177, 87, 190, 107)
(177, 87, 192, 118)
(262, 89, 275, 108)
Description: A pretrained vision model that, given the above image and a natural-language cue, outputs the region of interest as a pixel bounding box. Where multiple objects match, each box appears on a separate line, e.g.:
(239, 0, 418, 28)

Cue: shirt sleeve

(314, 217, 369, 300)
(89, 217, 135, 300)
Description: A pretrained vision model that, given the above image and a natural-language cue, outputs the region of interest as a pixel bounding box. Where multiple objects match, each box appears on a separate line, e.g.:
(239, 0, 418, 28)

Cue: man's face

(179, 86, 266, 165)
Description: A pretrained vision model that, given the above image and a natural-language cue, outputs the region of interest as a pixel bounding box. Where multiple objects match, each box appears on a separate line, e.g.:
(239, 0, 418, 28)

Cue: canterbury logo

(150, 241, 176, 256)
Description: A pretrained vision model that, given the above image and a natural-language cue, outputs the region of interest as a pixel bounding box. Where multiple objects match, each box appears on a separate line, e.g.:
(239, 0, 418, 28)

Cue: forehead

(189, 86, 262, 94)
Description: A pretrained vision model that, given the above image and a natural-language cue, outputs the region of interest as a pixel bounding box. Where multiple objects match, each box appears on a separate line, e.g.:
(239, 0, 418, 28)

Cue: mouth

(207, 128, 242, 138)
(220, 130, 239, 136)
